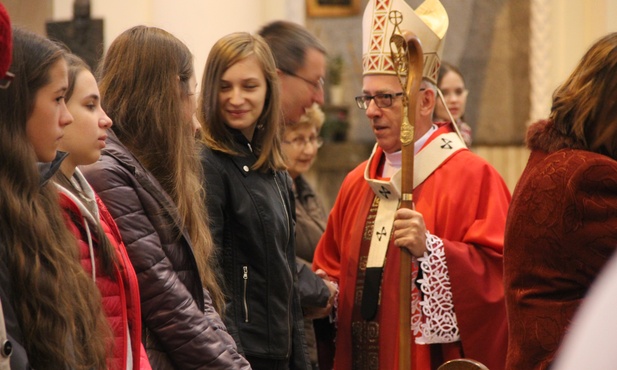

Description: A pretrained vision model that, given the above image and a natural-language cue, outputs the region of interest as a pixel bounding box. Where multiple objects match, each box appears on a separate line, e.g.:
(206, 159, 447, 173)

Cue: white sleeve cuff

(411, 231, 460, 344)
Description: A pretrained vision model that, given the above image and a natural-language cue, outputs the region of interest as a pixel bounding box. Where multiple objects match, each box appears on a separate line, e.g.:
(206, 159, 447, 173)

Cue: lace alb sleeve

(411, 231, 460, 344)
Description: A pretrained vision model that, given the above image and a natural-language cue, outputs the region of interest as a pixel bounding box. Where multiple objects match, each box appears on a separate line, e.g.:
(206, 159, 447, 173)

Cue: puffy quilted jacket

(56, 169, 151, 370)
(82, 130, 250, 370)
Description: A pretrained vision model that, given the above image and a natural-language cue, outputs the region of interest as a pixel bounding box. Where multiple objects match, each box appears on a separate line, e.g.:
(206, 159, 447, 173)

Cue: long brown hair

(550, 32, 617, 159)
(56, 52, 119, 279)
(0, 27, 110, 370)
(199, 31, 286, 171)
(97, 25, 224, 311)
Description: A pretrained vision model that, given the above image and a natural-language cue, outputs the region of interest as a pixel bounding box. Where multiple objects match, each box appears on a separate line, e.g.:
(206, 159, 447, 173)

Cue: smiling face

(60, 69, 112, 171)
(279, 47, 326, 124)
(218, 54, 268, 141)
(26, 58, 73, 162)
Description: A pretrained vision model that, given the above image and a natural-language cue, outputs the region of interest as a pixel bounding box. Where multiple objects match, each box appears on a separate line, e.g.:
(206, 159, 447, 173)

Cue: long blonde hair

(199, 32, 286, 172)
(97, 25, 224, 311)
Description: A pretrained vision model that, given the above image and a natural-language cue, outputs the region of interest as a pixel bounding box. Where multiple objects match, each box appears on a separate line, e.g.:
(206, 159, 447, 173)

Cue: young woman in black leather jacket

(199, 32, 310, 370)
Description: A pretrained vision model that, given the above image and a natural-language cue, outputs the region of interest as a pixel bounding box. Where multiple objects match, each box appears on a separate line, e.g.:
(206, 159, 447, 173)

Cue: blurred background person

(0, 27, 111, 370)
(504, 32, 617, 370)
(434, 62, 473, 147)
(54, 53, 151, 370)
(281, 103, 336, 370)
(82, 25, 250, 369)
(199, 31, 310, 369)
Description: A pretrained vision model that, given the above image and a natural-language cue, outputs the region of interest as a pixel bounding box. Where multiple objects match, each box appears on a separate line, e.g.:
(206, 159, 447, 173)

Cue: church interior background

(5, 0, 617, 210)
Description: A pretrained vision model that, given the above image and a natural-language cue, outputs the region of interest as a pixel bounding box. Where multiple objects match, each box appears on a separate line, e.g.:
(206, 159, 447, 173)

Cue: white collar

(380, 124, 438, 177)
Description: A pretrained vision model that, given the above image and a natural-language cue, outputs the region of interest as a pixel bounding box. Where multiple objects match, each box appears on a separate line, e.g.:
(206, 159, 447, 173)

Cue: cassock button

(1, 340, 12, 358)
(243, 165, 249, 172)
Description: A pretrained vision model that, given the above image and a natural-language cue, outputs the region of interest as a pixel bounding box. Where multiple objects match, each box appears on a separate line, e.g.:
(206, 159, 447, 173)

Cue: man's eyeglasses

(354, 92, 404, 110)
(281, 69, 324, 92)
(282, 136, 324, 150)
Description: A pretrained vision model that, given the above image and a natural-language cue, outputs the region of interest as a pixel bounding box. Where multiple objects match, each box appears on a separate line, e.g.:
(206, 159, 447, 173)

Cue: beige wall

(52, 0, 300, 84)
(4, 0, 51, 35)
(548, 0, 617, 111)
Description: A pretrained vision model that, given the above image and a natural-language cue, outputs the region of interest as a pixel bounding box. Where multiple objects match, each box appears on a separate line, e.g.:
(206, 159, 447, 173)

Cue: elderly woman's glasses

(283, 136, 324, 150)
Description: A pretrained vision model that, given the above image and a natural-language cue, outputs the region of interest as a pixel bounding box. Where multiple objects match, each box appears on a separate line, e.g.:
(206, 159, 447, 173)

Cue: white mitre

(361, 0, 449, 84)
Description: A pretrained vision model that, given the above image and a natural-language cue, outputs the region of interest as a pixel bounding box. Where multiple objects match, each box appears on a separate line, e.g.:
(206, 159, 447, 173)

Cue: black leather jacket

(201, 132, 310, 370)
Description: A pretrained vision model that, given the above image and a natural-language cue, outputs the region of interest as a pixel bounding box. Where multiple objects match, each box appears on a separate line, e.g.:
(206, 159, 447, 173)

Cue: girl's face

(183, 73, 200, 135)
(26, 58, 73, 162)
(61, 69, 112, 169)
(281, 124, 321, 179)
(218, 54, 267, 141)
(435, 70, 468, 122)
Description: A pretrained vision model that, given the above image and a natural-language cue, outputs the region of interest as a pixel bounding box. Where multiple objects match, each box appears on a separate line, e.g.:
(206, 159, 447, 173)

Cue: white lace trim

(411, 232, 460, 344)
(331, 280, 339, 328)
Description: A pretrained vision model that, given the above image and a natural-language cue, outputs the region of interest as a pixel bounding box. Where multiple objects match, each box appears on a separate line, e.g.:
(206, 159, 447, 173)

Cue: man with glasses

(258, 20, 326, 125)
(258, 20, 337, 370)
(312, 1, 511, 369)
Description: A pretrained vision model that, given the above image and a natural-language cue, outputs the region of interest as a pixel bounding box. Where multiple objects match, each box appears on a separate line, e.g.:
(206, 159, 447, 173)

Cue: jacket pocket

(242, 265, 249, 322)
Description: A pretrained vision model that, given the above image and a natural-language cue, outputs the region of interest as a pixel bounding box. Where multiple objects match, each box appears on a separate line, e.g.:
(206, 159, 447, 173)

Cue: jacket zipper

(243, 265, 249, 322)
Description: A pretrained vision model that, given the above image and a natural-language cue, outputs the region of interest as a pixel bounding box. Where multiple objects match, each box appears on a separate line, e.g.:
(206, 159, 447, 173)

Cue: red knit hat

(0, 2, 12, 79)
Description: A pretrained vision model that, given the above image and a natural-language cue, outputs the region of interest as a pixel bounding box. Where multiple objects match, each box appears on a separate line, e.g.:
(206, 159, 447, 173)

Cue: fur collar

(526, 119, 586, 153)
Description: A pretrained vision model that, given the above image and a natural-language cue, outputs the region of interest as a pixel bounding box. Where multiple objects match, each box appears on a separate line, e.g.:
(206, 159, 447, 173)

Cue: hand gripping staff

(390, 25, 424, 370)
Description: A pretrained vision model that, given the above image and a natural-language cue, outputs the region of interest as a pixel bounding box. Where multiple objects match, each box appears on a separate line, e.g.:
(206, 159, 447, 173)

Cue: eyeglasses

(0, 72, 15, 90)
(283, 136, 324, 150)
(355, 92, 404, 110)
(281, 69, 325, 92)
(355, 88, 427, 110)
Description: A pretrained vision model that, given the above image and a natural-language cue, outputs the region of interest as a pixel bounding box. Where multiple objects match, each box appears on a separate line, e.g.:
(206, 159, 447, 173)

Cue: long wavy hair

(0, 27, 111, 370)
(199, 32, 286, 172)
(96, 25, 224, 312)
(55, 52, 119, 279)
(549, 32, 617, 159)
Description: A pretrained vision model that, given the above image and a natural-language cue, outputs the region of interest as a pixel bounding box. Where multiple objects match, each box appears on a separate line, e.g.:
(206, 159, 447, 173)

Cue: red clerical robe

(313, 124, 510, 370)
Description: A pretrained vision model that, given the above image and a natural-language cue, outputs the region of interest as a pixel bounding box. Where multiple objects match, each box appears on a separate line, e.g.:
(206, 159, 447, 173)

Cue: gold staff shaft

(390, 30, 424, 370)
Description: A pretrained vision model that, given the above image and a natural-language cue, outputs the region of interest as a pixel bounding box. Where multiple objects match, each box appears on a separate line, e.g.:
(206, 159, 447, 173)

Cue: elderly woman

(281, 104, 335, 370)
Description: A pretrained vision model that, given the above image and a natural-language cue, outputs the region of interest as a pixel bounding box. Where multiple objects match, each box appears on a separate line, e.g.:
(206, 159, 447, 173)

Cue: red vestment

(313, 124, 510, 370)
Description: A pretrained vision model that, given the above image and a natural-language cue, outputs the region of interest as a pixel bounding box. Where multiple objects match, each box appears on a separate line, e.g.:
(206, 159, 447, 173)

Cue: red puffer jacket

(56, 170, 151, 370)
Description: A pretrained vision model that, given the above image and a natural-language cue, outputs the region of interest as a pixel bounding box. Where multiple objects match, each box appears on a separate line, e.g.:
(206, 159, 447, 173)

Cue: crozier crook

(389, 14, 424, 370)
